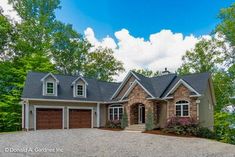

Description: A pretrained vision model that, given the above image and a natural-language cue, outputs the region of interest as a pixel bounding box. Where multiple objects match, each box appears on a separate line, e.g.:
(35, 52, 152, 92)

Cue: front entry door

(138, 105, 145, 123)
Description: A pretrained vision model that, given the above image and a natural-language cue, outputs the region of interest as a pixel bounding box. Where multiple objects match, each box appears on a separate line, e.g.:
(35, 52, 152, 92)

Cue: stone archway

(130, 103, 145, 125)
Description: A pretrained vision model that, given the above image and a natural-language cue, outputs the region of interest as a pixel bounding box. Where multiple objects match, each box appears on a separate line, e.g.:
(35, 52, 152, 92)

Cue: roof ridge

(29, 71, 119, 84)
(179, 72, 210, 77)
(159, 75, 177, 98)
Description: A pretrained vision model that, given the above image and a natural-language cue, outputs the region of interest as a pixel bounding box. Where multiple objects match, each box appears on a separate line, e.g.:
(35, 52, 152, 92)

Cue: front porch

(124, 101, 167, 129)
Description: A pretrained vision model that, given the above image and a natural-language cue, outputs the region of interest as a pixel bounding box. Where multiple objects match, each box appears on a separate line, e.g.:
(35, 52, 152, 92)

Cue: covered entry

(130, 103, 145, 124)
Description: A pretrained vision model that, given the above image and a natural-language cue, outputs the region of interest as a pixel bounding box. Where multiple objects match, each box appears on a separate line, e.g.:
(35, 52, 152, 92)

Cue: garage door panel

(69, 109, 91, 128)
(36, 108, 63, 130)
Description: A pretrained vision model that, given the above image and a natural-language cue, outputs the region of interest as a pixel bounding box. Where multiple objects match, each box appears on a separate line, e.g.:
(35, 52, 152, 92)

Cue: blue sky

(0, 0, 233, 80)
(56, 0, 234, 39)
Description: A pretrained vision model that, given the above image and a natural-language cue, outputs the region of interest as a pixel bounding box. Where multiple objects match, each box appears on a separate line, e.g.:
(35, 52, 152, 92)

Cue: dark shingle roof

(161, 72, 211, 98)
(22, 72, 120, 101)
(22, 71, 211, 101)
(131, 71, 177, 98)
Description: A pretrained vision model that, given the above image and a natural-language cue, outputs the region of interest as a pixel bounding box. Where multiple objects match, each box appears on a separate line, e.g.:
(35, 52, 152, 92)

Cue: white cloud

(84, 27, 117, 50)
(0, 0, 21, 22)
(84, 27, 210, 81)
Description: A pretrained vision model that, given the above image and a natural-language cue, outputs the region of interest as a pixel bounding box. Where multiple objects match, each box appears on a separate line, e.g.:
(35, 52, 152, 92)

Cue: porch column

(97, 103, 100, 128)
(25, 103, 29, 131)
(21, 102, 24, 130)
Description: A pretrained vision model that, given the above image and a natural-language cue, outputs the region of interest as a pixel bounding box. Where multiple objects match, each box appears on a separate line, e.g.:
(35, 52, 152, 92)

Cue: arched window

(108, 104, 123, 120)
(175, 100, 189, 117)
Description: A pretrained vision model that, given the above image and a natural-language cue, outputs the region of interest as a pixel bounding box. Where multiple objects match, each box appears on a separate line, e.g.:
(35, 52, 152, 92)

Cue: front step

(125, 124, 145, 131)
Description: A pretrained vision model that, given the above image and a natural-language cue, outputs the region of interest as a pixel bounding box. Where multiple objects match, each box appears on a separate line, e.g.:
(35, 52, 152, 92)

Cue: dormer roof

(40, 73, 59, 83)
(71, 76, 88, 86)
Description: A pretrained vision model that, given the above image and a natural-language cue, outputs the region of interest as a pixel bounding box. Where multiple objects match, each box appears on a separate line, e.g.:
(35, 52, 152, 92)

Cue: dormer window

(41, 73, 59, 96)
(72, 76, 88, 98)
(46, 82, 54, 94)
(77, 84, 84, 96)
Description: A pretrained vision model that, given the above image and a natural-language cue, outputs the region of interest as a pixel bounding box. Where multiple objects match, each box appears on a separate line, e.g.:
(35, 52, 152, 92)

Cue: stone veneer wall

(123, 84, 155, 126)
(167, 84, 198, 120)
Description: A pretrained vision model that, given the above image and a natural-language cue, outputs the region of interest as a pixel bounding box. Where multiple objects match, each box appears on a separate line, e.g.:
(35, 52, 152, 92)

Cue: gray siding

(199, 82, 214, 129)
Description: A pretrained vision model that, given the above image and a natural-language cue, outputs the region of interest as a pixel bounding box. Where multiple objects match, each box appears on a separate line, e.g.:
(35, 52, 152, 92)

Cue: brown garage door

(36, 108, 63, 130)
(69, 109, 91, 128)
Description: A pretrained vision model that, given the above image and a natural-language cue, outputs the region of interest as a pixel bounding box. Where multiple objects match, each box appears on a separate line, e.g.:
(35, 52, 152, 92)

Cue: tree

(83, 48, 124, 81)
(216, 2, 235, 65)
(121, 110, 128, 129)
(145, 109, 154, 131)
(9, 0, 124, 81)
(0, 11, 14, 60)
(51, 22, 91, 75)
(0, 54, 57, 131)
(178, 38, 224, 75)
(8, 0, 61, 58)
(213, 70, 234, 112)
(133, 69, 160, 77)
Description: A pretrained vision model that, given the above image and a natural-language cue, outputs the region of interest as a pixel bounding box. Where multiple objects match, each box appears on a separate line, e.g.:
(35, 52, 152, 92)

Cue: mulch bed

(99, 128, 124, 131)
(143, 130, 196, 138)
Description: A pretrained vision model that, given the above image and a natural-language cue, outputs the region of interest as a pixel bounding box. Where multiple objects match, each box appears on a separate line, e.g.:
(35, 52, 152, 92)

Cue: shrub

(105, 120, 121, 129)
(145, 109, 154, 131)
(163, 117, 198, 136)
(195, 127, 216, 139)
(121, 111, 128, 129)
(214, 112, 235, 144)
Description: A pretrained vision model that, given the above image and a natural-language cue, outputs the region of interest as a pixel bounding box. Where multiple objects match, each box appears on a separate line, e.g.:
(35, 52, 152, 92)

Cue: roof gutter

(21, 98, 128, 104)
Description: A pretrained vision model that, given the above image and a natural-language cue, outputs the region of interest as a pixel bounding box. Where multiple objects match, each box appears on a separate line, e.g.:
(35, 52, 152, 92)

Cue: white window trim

(46, 81, 55, 95)
(76, 84, 85, 97)
(34, 105, 65, 131)
(175, 101, 190, 117)
(67, 106, 93, 129)
(108, 105, 124, 121)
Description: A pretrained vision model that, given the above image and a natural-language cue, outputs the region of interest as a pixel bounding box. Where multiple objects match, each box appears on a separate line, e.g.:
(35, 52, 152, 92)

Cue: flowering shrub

(163, 117, 199, 135)
(105, 120, 121, 128)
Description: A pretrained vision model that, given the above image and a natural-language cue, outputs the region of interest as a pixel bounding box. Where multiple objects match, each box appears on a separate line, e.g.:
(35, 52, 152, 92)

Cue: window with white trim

(175, 100, 189, 117)
(109, 105, 123, 120)
(46, 82, 54, 94)
(76, 84, 84, 96)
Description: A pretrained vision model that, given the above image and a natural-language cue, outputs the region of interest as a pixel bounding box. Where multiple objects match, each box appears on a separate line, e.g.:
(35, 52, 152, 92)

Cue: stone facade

(108, 83, 198, 128)
(123, 84, 155, 125)
(167, 84, 198, 121)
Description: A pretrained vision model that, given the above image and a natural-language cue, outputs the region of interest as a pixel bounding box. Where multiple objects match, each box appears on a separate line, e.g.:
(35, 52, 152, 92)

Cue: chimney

(161, 67, 171, 75)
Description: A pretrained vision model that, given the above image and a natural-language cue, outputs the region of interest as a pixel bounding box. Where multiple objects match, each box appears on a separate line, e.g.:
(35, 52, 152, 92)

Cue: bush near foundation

(163, 117, 199, 136)
(105, 120, 121, 128)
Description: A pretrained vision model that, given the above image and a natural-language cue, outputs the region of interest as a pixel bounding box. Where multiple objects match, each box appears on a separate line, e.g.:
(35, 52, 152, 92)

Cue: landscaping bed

(143, 129, 196, 138)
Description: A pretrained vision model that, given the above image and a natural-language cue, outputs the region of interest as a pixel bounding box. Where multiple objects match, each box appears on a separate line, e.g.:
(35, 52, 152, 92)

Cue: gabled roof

(132, 71, 177, 98)
(110, 71, 140, 100)
(163, 79, 201, 99)
(121, 79, 155, 100)
(40, 73, 59, 83)
(71, 76, 88, 86)
(161, 72, 211, 98)
(22, 71, 211, 102)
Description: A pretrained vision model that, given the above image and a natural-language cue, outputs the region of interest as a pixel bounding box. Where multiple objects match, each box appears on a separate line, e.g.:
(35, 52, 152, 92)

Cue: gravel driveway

(0, 129, 235, 157)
